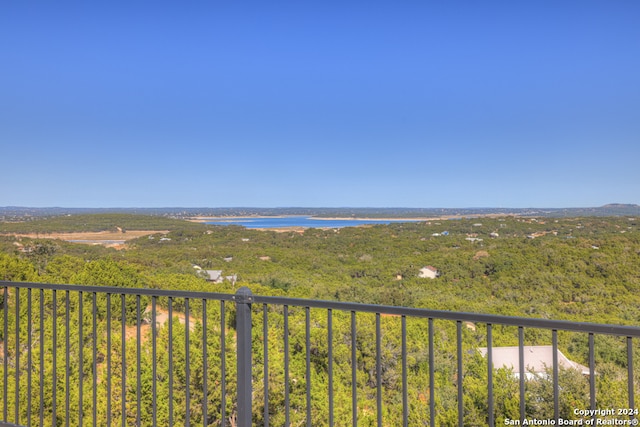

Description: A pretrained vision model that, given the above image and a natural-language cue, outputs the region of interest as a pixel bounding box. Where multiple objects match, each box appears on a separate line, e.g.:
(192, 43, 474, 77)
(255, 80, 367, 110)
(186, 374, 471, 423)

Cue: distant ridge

(601, 203, 640, 208)
(1, 204, 639, 221)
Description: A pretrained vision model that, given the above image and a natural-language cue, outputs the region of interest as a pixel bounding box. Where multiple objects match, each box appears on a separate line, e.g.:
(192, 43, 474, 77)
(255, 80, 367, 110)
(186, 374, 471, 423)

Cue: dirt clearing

(2, 230, 169, 249)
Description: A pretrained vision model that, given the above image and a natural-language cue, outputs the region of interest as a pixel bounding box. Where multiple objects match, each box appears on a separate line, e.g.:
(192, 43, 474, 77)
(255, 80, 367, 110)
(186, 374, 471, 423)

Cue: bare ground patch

(2, 230, 169, 249)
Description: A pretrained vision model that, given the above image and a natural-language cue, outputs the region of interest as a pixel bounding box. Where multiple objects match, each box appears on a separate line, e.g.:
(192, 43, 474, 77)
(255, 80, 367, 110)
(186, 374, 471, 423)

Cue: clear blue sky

(2, 1, 639, 208)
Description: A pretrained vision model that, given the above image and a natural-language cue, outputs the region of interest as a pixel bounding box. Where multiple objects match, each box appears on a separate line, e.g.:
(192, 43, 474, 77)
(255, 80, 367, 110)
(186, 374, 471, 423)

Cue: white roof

(205, 270, 223, 280)
(478, 345, 590, 376)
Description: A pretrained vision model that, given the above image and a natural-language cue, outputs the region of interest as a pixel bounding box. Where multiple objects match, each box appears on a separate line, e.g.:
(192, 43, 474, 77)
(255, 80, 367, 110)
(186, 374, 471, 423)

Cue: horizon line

(2, 204, 639, 210)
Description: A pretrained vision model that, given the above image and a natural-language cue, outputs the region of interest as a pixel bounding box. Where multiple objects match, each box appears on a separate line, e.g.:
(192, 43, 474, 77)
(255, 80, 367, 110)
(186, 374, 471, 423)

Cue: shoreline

(310, 213, 517, 221)
(189, 213, 514, 223)
(189, 215, 430, 223)
(186, 213, 517, 230)
(310, 216, 431, 221)
(188, 215, 301, 222)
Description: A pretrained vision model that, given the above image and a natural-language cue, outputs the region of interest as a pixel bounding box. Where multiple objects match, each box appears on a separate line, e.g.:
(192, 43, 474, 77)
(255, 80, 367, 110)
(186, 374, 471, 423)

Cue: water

(203, 216, 421, 229)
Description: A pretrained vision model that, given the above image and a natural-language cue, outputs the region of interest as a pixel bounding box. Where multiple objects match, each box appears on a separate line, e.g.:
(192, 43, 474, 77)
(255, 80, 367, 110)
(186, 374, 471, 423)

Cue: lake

(203, 216, 422, 229)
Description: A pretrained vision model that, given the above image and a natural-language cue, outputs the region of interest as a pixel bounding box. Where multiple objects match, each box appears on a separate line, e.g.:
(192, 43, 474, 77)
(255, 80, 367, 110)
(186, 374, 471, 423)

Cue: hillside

(1, 213, 638, 325)
(0, 213, 202, 234)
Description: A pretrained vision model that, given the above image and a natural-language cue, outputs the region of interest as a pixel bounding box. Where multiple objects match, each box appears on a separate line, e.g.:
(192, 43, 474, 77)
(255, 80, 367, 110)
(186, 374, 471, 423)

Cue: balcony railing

(1, 280, 639, 426)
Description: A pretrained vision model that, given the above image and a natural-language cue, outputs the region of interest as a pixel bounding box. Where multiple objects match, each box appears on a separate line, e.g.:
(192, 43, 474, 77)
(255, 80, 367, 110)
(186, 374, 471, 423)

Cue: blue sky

(1, 1, 639, 208)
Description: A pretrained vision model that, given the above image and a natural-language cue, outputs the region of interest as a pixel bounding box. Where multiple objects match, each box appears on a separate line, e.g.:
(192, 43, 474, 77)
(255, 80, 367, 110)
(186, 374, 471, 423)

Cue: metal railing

(1, 280, 639, 426)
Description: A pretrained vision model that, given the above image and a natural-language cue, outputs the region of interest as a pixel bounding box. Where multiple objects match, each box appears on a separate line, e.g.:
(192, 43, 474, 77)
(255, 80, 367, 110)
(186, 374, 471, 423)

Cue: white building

(418, 266, 440, 279)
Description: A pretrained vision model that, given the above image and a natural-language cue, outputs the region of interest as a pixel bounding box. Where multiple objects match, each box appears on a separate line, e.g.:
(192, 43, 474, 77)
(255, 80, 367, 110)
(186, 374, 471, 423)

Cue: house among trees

(203, 269, 238, 285)
(418, 266, 440, 279)
(205, 269, 224, 283)
(477, 345, 590, 379)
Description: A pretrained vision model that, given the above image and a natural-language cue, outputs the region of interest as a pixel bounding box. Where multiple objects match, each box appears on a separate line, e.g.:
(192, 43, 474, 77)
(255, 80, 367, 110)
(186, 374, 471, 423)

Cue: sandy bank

(187, 215, 293, 222)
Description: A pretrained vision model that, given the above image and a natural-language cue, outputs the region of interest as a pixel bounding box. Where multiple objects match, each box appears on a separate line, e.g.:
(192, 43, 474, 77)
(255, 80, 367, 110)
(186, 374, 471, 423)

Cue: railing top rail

(3, 280, 640, 338)
(254, 294, 640, 337)
(0, 280, 236, 302)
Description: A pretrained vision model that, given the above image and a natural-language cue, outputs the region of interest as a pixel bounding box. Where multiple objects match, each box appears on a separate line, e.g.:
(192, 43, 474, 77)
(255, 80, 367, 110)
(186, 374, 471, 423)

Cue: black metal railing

(1, 280, 639, 426)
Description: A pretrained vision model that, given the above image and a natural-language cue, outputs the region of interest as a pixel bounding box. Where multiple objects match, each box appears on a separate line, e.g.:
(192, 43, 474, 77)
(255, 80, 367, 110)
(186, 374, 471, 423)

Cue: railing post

(235, 287, 254, 427)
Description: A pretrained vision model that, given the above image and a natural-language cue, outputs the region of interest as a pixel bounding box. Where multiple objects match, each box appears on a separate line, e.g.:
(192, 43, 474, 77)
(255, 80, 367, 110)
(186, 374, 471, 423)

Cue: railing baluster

(202, 299, 207, 427)
(121, 294, 126, 427)
(518, 326, 525, 423)
(79, 291, 83, 427)
(28, 288, 33, 427)
(552, 329, 559, 422)
(306, 306, 311, 427)
(263, 303, 269, 427)
(39, 289, 44, 427)
(284, 304, 290, 427)
(628, 336, 635, 414)
(52, 289, 57, 426)
(429, 318, 434, 427)
(351, 310, 357, 427)
(152, 296, 158, 427)
(93, 292, 98, 427)
(107, 293, 112, 427)
(589, 333, 596, 424)
(185, 297, 191, 427)
(457, 320, 463, 427)
(65, 290, 70, 427)
(14, 288, 19, 425)
(220, 300, 226, 427)
(2, 286, 7, 421)
(235, 287, 253, 427)
(376, 313, 382, 427)
(328, 309, 334, 427)
(136, 294, 141, 427)
(487, 323, 494, 427)
(2, 286, 7, 423)
(168, 297, 174, 427)
(401, 315, 408, 427)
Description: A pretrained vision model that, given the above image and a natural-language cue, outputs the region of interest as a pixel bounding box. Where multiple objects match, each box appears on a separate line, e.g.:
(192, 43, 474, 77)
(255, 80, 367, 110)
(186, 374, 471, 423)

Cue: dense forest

(2, 213, 639, 322)
(1, 213, 639, 425)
